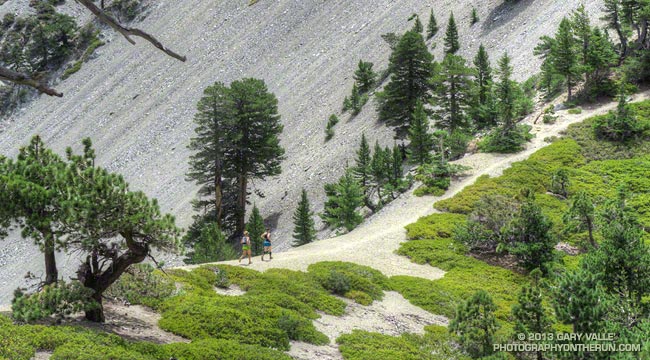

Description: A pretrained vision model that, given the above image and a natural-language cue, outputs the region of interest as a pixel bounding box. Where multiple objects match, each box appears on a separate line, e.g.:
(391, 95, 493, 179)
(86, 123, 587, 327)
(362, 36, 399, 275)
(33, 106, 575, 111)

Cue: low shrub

(12, 281, 98, 323)
(567, 107, 582, 115)
(308, 261, 390, 302)
(105, 263, 176, 308)
(478, 124, 533, 153)
(336, 327, 468, 360)
(405, 213, 467, 240)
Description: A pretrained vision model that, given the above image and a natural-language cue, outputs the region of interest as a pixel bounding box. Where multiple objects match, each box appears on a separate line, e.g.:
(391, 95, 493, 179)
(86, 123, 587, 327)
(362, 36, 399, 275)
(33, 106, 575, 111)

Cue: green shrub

(336, 328, 468, 360)
(567, 107, 582, 114)
(163, 338, 291, 359)
(405, 213, 467, 240)
(478, 124, 533, 153)
(345, 290, 373, 305)
(105, 263, 176, 308)
(12, 281, 98, 322)
(324, 270, 351, 295)
(308, 262, 390, 302)
(414, 184, 446, 196)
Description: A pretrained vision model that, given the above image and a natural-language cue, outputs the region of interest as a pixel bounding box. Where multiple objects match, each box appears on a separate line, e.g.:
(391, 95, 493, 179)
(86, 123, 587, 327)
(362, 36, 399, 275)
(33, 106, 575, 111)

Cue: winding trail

(177, 91, 650, 279)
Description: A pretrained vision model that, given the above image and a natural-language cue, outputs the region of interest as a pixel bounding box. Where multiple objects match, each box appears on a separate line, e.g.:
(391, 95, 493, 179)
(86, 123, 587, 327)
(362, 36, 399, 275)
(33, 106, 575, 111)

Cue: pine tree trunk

(43, 230, 58, 285)
(235, 175, 248, 236)
(214, 158, 223, 227)
(44, 248, 58, 285)
(85, 292, 105, 322)
(82, 232, 148, 323)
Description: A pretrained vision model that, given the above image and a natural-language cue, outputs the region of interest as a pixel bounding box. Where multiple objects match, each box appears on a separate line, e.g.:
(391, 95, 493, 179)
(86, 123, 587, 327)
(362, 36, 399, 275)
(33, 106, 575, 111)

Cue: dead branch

(0, 67, 63, 97)
(75, 0, 187, 62)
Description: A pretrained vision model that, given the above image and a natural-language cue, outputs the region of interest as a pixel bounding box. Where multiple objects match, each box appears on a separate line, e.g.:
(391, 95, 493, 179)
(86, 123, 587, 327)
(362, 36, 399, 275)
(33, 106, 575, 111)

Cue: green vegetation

(1, 137, 180, 322)
(292, 189, 317, 246)
(426, 9, 439, 39)
(378, 30, 433, 136)
(470, 8, 479, 26)
(246, 205, 265, 256)
(449, 290, 499, 358)
(0, 313, 290, 360)
(396, 99, 650, 358)
(186, 78, 285, 242)
(337, 326, 468, 360)
(325, 113, 339, 141)
(61, 30, 104, 80)
(105, 264, 176, 308)
(443, 12, 460, 55)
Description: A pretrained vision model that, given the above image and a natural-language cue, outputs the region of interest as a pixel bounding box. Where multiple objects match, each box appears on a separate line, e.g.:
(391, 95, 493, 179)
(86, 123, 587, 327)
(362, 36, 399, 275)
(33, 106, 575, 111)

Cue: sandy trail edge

(176, 91, 650, 280)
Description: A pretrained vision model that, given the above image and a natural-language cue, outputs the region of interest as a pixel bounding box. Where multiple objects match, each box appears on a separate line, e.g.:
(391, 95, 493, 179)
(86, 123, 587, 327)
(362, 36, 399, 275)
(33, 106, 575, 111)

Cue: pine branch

(75, 0, 187, 62)
(0, 67, 63, 97)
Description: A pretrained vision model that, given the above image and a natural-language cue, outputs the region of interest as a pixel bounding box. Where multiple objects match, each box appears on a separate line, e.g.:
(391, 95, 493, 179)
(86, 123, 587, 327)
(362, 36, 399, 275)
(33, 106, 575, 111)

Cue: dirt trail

(178, 91, 650, 280)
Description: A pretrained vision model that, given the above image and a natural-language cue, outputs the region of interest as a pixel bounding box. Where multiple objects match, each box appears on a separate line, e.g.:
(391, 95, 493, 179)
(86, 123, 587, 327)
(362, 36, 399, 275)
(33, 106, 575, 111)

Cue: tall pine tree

(292, 189, 317, 246)
(407, 100, 434, 165)
(354, 133, 372, 198)
(444, 12, 460, 54)
(552, 18, 580, 100)
(472, 44, 497, 128)
(433, 53, 474, 131)
(378, 31, 433, 136)
(225, 79, 285, 237)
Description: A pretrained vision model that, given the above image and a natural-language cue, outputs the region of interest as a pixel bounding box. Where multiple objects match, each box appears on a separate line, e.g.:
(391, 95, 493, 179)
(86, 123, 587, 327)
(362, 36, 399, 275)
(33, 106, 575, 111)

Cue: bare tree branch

(75, 0, 187, 62)
(0, 66, 63, 97)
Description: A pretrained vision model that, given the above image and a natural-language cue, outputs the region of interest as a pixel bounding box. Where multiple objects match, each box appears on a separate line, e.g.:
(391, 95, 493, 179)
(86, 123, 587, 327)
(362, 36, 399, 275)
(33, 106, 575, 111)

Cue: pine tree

(187, 82, 233, 230)
(225, 78, 285, 237)
(586, 199, 650, 307)
(0, 136, 65, 285)
(189, 223, 237, 264)
(353, 60, 376, 93)
(59, 138, 180, 322)
(433, 54, 474, 131)
(426, 9, 439, 39)
(187, 79, 285, 238)
(554, 268, 609, 333)
(512, 269, 551, 360)
(601, 0, 627, 59)
(378, 30, 433, 136)
(444, 12, 460, 54)
(353, 133, 372, 196)
(505, 190, 557, 272)
(246, 204, 265, 256)
(585, 27, 617, 86)
(563, 190, 596, 248)
(321, 170, 364, 232)
(571, 4, 592, 68)
(552, 18, 581, 101)
(473, 44, 492, 106)
(449, 290, 499, 358)
(371, 141, 389, 205)
(390, 143, 403, 186)
(293, 189, 317, 246)
(472, 44, 497, 128)
(497, 52, 515, 129)
(412, 14, 423, 33)
(407, 100, 434, 165)
(470, 7, 479, 25)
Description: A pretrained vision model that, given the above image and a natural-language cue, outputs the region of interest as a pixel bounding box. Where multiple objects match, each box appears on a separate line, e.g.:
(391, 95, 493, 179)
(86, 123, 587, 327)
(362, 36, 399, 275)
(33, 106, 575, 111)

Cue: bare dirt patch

(64, 301, 188, 344)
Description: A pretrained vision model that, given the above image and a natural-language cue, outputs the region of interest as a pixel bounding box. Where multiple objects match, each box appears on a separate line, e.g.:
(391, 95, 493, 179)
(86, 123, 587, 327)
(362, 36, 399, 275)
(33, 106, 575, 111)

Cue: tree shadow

(480, 0, 534, 37)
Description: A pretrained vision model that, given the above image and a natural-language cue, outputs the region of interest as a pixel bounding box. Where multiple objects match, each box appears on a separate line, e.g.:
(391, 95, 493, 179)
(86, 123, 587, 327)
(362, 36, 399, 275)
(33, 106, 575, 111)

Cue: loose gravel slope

(0, 0, 603, 304)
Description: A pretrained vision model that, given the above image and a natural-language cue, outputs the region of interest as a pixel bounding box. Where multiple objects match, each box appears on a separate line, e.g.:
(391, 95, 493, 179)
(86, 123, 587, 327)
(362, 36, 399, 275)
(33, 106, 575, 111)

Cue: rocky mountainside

(0, 0, 602, 305)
